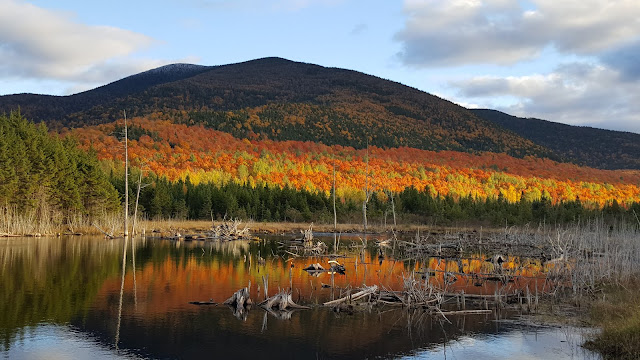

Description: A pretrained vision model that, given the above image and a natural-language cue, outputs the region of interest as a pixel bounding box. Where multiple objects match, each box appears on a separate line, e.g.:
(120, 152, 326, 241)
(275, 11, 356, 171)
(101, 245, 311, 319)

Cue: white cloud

(396, 0, 640, 133)
(451, 63, 640, 133)
(396, 0, 640, 67)
(0, 0, 159, 86)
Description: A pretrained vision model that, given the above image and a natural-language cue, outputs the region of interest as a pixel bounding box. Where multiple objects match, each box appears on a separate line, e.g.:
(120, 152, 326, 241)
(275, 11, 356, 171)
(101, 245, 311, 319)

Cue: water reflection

(114, 237, 128, 351)
(0, 235, 599, 359)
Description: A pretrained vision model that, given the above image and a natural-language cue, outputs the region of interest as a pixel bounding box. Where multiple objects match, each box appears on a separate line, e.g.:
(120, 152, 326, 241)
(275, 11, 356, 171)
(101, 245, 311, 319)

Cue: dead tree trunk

(123, 110, 129, 238)
(386, 190, 397, 229)
(224, 284, 252, 311)
(132, 171, 142, 237)
(333, 159, 337, 231)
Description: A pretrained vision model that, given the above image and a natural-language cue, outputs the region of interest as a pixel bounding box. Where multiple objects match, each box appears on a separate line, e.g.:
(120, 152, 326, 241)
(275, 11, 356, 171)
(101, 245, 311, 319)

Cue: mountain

(0, 57, 554, 160)
(0, 63, 210, 126)
(471, 109, 640, 170)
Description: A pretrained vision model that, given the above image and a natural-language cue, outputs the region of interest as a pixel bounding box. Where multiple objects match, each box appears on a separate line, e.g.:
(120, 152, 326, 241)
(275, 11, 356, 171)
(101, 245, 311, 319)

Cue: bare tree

(385, 189, 397, 229)
(123, 110, 129, 238)
(131, 165, 151, 237)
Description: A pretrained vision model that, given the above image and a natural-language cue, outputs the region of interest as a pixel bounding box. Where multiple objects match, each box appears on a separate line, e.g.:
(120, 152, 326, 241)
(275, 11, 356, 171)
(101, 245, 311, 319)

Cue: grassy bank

(584, 281, 640, 359)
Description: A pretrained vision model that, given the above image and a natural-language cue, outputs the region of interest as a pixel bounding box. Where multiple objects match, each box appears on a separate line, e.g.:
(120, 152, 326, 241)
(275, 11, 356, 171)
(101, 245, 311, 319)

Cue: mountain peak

(144, 63, 209, 75)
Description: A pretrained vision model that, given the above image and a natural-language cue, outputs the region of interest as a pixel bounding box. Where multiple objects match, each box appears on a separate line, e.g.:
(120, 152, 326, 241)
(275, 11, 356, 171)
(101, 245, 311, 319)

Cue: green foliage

(0, 239, 123, 351)
(111, 172, 640, 227)
(0, 111, 119, 224)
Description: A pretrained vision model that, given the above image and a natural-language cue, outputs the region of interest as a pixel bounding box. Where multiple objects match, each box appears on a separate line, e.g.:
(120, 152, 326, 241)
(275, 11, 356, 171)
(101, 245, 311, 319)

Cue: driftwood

(303, 224, 314, 248)
(211, 218, 250, 240)
(224, 286, 252, 308)
(260, 290, 310, 311)
(303, 261, 345, 276)
(224, 283, 253, 320)
(92, 223, 114, 239)
(189, 300, 217, 306)
(285, 224, 327, 256)
(439, 309, 492, 315)
(303, 263, 325, 271)
(323, 285, 378, 306)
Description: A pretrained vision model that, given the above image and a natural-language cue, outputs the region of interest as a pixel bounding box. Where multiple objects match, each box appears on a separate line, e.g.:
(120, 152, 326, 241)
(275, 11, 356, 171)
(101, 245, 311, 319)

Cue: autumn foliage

(71, 116, 640, 209)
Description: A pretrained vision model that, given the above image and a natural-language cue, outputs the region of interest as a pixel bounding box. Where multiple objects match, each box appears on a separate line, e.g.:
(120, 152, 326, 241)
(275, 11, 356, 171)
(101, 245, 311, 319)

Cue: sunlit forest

(69, 115, 640, 225)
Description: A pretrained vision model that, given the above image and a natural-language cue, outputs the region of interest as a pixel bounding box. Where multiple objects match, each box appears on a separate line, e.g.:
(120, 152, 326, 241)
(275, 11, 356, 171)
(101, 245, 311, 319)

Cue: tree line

(112, 171, 640, 227)
(2, 111, 636, 231)
(0, 112, 119, 231)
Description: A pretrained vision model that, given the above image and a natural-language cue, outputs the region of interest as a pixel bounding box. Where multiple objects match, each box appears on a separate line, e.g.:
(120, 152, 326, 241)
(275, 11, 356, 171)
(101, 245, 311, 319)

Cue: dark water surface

(1, 235, 600, 359)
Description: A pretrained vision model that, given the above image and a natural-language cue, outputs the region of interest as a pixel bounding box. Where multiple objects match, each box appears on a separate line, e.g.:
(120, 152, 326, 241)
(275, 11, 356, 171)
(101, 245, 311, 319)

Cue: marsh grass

(584, 281, 640, 359)
(478, 220, 640, 359)
(0, 205, 56, 235)
(481, 219, 640, 296)
(0, 205, 122, 236)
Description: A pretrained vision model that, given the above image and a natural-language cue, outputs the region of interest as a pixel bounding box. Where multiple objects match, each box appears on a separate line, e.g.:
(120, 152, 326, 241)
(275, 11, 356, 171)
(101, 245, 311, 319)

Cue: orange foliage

(70, 116, 640, 208)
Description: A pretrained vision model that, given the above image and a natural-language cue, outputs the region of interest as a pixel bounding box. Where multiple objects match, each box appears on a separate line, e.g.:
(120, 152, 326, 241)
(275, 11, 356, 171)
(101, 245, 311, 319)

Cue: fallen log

(189, 300, 217, 306)
(323, 285, 378, 306)
(303, 263, 325, 271)
(439, 309, 492, 315)
(92, 223, 114, 239)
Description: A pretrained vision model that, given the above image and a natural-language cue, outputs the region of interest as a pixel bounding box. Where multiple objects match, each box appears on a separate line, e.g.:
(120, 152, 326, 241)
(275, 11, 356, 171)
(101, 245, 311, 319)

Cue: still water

(1, 235, 600, 359)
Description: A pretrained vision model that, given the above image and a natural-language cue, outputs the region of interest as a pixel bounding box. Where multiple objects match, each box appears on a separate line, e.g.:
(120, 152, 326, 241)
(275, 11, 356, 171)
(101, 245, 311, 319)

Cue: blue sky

(1, 0, 640, 133)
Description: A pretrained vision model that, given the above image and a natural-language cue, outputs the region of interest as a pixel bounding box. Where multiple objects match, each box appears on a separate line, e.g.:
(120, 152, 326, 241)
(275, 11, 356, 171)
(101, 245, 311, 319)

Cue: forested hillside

(472, 109, 640, 170)
(70, 116, 640, 226)
(3, 58, 640, 228)
(0, 58, 554, 160)
(0, 64, 209, 128)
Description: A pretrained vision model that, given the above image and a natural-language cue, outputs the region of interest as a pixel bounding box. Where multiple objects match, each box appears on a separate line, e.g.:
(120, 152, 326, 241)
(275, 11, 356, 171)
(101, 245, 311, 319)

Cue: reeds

(497, 219, 640, 297)
(0, 205, 56, 235)
(0, 205, 123, 237)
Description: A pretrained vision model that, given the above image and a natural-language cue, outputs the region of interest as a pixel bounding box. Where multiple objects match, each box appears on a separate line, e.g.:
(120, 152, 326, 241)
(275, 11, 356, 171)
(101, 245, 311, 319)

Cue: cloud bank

(396, 0, 640, 133)
(0, 0, 169, 93)
(396, 0, 640, 67)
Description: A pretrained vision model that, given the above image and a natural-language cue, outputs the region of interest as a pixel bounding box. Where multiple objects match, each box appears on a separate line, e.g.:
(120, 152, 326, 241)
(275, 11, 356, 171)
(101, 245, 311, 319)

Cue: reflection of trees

(114, 237, 128, 351)
(0, 237, 126, 351)
(1, 235, 555, 358)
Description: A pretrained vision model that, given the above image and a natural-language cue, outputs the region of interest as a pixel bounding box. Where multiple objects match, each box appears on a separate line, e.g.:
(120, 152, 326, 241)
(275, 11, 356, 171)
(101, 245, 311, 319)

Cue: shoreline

(0, 219, 511, 238)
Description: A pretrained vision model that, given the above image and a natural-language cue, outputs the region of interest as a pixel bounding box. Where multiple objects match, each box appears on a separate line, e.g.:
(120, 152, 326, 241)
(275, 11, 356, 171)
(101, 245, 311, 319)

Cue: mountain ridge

(471, 109, 640, 170)
(1, 57, 637, 169)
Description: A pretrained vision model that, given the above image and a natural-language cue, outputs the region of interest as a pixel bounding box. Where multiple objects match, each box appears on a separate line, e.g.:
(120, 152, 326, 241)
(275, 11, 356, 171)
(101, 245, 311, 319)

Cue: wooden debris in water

(284, 223, 327, 256)
(189, 300, 217, 306)
(303, 263, 325, 271)
(323, 285, 378, 306)
(211, 218, 251, 240)
(303, 224, 314, 248)
(224, 285, 252, 308)
(260, 290, 310, 311)
(224, 282, 252, 320)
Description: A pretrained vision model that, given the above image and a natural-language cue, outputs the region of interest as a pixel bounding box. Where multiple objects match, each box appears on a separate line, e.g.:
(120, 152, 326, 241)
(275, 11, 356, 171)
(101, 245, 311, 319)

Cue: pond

(1, 235, 601, 359)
